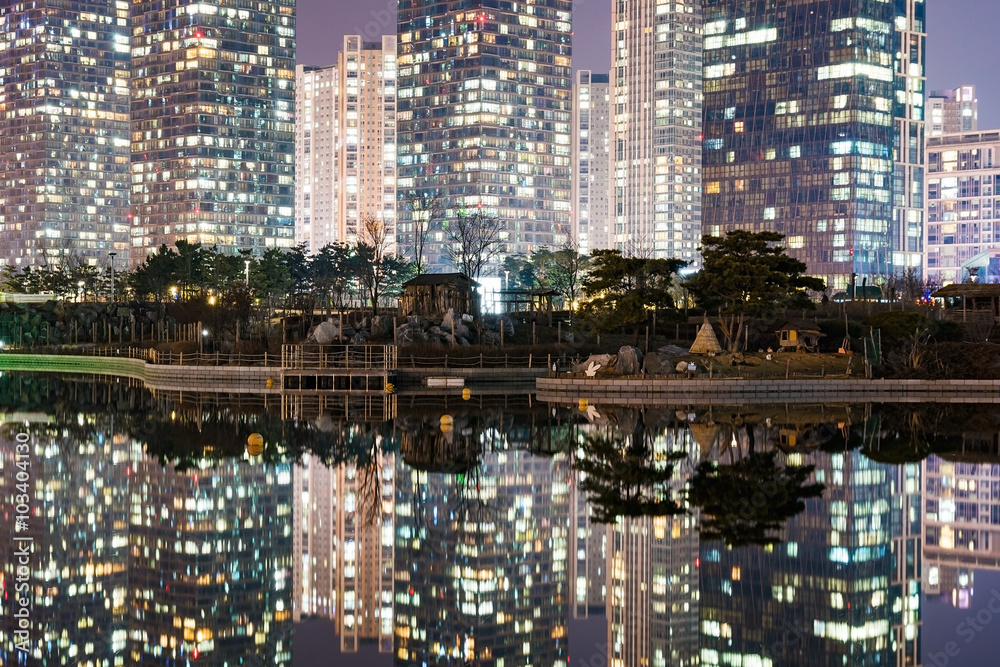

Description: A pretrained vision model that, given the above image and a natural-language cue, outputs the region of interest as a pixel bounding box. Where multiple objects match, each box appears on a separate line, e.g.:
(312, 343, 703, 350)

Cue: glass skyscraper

(396, 0, 573, 272)
(702, 0, 925, 288)
(0, 1, 132, 269)
(130, 0, 296, 261)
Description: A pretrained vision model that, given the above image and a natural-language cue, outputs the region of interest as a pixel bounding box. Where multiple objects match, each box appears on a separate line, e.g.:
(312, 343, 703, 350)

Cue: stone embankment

(536, 376, 1000, 404)
(0, 354, 278, 394)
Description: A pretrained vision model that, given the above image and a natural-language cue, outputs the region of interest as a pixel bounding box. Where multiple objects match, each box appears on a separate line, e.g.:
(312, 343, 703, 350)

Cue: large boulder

(642, 352, 666, 375)
(370, 315, 391, 340)
(615, 346, 643, 375)
(310, 320, 339, 345)
(572, 354, 614, 375)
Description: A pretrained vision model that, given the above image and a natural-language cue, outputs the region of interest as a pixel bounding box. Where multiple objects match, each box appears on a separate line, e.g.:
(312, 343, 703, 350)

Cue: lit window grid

(129, 0, 296, 262)
(396, 1, 573, 271)
(0, 2, 132, 269)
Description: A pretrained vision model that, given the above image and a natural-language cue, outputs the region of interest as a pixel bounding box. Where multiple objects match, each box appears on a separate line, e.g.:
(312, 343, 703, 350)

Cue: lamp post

(108, 252, 117, 302)
(245, 259, 251, 287)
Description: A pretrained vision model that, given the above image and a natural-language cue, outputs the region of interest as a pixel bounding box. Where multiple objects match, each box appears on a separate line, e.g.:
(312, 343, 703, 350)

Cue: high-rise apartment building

(924, 130, 1000, 285)
(295, 36, 398, 254)
(572, 71, 611, 255)
(702, 0, 926, 287)
(396, 1, 573, 273)
(0, 1, 131, 269)
(130, 0, 296, 263)
(929, 85, 978, 137)
(612, 0, 703, 264)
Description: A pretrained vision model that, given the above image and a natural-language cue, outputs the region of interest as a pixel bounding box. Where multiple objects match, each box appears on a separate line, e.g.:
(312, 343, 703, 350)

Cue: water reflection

(4, 375, 1000, 664)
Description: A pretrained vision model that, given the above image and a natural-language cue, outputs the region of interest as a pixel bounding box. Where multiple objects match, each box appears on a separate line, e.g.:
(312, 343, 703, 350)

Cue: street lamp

(244, 259, 251, 287)
(108, 252, 117, 302)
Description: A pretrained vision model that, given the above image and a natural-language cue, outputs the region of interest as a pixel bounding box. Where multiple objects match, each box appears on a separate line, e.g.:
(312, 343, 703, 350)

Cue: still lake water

(1, 374, 999, 666)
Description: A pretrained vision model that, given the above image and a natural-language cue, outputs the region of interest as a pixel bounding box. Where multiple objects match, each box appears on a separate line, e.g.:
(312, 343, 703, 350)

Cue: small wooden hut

(400, 273, 481, 318)
(775, 321, 825, 352)
(932, 283, 1000, 323)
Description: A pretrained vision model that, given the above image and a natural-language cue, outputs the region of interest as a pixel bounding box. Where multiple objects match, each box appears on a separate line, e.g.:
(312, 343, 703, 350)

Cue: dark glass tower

(396, 0, 573, 272)
(702, 0, 925, 288)
(130, 0, 296, 262)
(0, 1, 131, 269)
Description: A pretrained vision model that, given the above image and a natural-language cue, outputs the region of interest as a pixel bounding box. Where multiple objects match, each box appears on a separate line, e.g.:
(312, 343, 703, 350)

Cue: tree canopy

(686, 231, 826, 349)
(578, 249, 686, 334)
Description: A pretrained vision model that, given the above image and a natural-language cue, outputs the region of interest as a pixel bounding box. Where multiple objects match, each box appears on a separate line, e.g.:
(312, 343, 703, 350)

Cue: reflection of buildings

(394, 451, 571, 666)
(607, 426, 700, 667)
(0, 426, 130, 665)
(571, 464, 607, 616)
(923, 455, 1000, 608)
(293, 449, 395, 652)
(128, 454, 294, 665)
(698, 436, 920, 666)
(1, 414, 294, 666)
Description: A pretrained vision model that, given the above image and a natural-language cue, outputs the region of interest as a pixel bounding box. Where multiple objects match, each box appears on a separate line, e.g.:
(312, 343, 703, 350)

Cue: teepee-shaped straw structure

(689, 320, 723, 355)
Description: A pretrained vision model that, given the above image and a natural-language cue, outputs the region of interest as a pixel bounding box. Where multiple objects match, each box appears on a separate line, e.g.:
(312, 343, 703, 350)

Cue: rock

(615, 346, 642, 375)
(350, 331, 369, 345)
(407, 315, 428, 330)
(572, 354, 613, 374)
(642, 352, 665, 375)
(341, 325, 357, 338)
(370, 315, 391, 340)
(461, 313, 474, 323)
(498, 314, 515, 336)
(311, 320, 339, 345)
(428, 325, 446, 337)
(482, 330, 501, 346)
(675, 361, 688, 374)
(659, 344, 690, 357)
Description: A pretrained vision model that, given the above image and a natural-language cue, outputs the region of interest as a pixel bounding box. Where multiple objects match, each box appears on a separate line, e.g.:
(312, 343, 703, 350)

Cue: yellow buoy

(578, 398, 588, 412)
(265, 378, 274, 389)
(462, 388, 471, 401)
(385, 382, 395, 394)
(247, 433, 264, 456)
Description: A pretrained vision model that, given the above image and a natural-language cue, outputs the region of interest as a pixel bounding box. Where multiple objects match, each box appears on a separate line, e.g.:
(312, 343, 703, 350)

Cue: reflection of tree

(687, 449, 823, 547)
(574, 433, 685, 523)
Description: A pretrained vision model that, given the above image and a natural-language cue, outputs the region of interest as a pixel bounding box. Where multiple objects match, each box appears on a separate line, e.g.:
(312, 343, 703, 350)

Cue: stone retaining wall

(536, 376, 1000, 404)
(0, 354, 279, 394)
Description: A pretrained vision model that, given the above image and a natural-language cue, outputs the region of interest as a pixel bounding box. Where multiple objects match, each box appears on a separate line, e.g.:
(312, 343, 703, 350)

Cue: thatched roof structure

(689, 321, 723, 355)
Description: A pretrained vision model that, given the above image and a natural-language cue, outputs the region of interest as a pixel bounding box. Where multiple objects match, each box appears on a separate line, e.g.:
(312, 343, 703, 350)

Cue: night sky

(295, 0, 1000, 128)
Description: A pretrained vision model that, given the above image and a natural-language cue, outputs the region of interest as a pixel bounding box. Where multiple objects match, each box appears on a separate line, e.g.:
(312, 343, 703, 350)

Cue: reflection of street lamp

(108, 251, 117, 302)
(78, 280, 85, 303)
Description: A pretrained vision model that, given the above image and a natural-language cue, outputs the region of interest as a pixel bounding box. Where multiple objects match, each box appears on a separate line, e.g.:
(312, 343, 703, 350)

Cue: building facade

(295, 36, 397, 254)
(130, 0, 296, 263)
(702, 0, 925, 288)
(924, 130, 1000, 285)
(572, 71, 611, 255)
(0, 1, 131, 269)
(396, 0, 573, 273)
(611, 0, 703, 264)
(929, 85, 978, 137)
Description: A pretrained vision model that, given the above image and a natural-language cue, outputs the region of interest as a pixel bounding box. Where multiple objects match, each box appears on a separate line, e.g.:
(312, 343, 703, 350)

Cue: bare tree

(356, 215, 413, 315)
(404, 193, 444, 275)
(545, 239, 591, 307)
(444, 209, 506, 280)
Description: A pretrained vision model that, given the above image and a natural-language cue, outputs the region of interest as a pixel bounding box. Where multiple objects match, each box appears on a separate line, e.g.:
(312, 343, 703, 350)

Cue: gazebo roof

(932, 283, 1000, 299)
